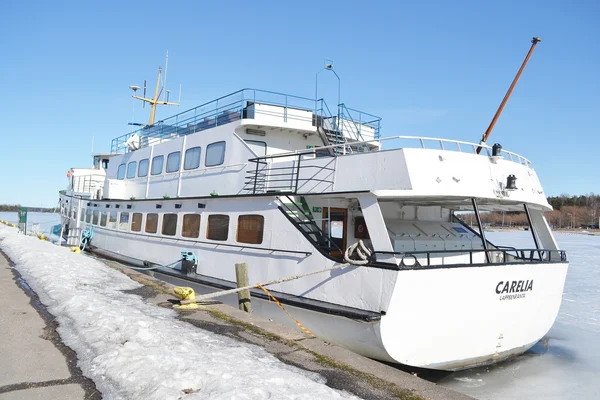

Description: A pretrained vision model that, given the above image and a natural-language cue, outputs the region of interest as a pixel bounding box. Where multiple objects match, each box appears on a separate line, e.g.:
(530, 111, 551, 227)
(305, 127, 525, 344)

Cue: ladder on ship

(315, 100, 377, 155)
(278, 195, 343, 257)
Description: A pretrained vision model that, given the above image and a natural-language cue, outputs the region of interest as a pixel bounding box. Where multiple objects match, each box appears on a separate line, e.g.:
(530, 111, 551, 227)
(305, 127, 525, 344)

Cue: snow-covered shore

(0, 225, 358, 400)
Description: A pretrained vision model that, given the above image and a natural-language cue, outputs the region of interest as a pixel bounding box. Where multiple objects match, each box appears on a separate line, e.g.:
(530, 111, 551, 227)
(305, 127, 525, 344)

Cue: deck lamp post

(315, 60, 341, 115)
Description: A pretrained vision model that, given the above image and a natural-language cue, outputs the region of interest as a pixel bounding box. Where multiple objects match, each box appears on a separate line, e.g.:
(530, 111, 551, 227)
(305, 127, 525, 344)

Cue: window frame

(162, 213, 178, 236)
(119, 212, 129, 230)
(92, 210, 99, 225)
(138, 158, 150, 178)
(117, 164, 126, 180)
(205, 141, 226, 167)
(166, 151, 181, 173)
(151, 155, 164, 176)
(126, 161, 137, 179)
(131, 212, 143, 232)
(206, 214, 230, 241)
(246, 140, 267, 156)
(184, 147, 202, 170)
(100, 212, 108, 227)
(108, 211, 118, 229)
(182, 214, 201, 238)
(236, 215, 265, 244)
(145, 213, 159, 234)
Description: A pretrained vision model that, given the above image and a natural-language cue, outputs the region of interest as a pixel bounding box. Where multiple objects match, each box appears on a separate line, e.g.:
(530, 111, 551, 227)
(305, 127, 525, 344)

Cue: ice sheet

(439, 230, 600, 399)
(0, 225, 359, 400)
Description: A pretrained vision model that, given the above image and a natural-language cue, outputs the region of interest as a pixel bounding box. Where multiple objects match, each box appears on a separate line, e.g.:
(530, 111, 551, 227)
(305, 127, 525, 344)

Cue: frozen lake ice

(439, 231, 600, 399)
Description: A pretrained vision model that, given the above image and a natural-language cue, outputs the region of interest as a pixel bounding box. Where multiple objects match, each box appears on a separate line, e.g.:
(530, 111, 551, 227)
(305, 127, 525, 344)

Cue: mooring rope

(179, 241, 373, 305)
(255, 283, 315, 337)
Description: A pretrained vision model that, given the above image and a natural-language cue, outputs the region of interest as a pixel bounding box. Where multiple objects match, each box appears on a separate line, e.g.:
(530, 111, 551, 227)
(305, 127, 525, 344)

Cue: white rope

(343, 239, 372, 265)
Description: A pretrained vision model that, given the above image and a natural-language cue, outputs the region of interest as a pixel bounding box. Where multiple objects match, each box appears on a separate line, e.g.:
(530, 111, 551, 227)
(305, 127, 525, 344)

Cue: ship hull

(70, 213, 568, 370)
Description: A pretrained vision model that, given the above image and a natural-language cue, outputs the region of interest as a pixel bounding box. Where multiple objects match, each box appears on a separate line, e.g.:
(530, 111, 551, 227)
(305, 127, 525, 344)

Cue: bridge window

(151, 155, 164, 175)
(92, 210, 99, 225)
(117, 164, 126, 180)
(80, 210, 85, 222)
(108, 211, 118, 229)
(206, 141, 226, 167)
(100, 212, 107, 227)
(138, 159, 149, 177)
(166, 151, 181, 173)
(246, 140, 266, 156)
(207, 214, 229, 241)
(127, 161, 137, 179)
(184, 147, 201, 170)
(86, 209, 92, 223)
(131, 213, 143, 232)
(237, 215, 264, 244)
(119, 212, 129, 230)
(182, 214, 201, 238)
(162, 214, 178, 236)
(145, 213, 158, 233)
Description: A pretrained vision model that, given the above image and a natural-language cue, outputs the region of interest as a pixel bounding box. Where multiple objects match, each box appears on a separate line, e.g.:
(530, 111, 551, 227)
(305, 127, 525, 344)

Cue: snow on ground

(0, 225, 359, 400)
(439, 231, 600, 400)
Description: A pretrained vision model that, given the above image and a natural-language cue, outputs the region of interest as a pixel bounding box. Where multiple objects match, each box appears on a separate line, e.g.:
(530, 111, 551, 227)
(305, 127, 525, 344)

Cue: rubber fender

(173, 286, 198, 310)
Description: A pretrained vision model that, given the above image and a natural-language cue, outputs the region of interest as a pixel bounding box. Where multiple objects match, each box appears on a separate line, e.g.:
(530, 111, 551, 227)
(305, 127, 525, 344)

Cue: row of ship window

(117, 141, 226, 180)
(79, 209, 264, 244)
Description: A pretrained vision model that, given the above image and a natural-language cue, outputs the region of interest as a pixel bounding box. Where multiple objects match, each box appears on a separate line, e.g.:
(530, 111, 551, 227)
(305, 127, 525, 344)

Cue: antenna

(129, 55, 181, 126)
(163, 51, 169, 102)
(143, 80, 147, 108)
(178, 83, 182, 104)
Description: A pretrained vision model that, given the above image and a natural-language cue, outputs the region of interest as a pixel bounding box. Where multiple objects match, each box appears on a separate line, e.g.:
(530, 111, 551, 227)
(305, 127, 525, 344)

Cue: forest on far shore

(473, 194, 600, 229)
(0, 204, 56, 213)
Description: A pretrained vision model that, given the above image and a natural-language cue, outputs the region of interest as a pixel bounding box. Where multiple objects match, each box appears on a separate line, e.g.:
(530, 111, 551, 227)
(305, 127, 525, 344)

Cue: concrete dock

(0, 252, 99, 399)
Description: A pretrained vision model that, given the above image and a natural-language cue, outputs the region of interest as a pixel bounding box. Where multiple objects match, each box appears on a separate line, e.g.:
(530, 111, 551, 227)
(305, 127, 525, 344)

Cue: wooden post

(235, 263, 252, 312)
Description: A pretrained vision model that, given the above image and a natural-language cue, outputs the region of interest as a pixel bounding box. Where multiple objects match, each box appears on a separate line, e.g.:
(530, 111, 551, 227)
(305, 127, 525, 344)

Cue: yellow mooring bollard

(173, 287, 199, 310)
(71, 247, 81, 254)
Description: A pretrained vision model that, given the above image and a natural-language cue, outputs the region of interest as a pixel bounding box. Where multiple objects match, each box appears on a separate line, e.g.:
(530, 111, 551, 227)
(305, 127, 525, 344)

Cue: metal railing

(71, 175, 104, 196)
(244, 152, 335, 194)
(111, 88, 381, 154)
(372, 247, 567, 268)
(242, 135, 532, 167)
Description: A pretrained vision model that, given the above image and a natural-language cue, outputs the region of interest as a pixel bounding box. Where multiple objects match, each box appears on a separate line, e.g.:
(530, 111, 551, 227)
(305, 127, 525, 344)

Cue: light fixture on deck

(489, 143, 503, 164)
(156, 204, 162, 209)
(246, 128, 266, 136)
(492, 143, 503, 157)
(198, 203, 206, 209)
(506, 175, 518, 190)
(175, 204, 182, 209)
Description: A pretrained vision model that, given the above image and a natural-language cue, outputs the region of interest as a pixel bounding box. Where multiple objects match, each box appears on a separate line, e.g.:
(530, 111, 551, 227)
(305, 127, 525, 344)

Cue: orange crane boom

(476, 37, 541, 154)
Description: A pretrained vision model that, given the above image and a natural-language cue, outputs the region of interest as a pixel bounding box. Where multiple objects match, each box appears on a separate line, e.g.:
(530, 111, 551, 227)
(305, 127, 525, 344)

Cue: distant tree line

(0, 204, 57, 213)
(470, 194, 600, 229)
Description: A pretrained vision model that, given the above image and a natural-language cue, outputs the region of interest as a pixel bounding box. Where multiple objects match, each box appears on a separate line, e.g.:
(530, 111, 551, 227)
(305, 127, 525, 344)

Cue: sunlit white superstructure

(59, 87, 568, 371)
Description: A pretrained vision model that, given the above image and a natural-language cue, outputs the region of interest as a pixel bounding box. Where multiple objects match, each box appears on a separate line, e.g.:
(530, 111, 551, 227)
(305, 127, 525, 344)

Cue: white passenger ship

(59, 77, 568, 371)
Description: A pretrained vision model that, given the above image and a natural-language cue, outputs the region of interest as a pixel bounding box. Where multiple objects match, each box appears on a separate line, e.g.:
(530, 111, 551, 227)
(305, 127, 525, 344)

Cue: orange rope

(255, 283, 314, 337)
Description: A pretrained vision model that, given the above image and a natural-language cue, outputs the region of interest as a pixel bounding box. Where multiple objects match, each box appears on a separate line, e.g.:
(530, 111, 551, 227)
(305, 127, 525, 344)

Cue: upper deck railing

(246, 135, 532, 166)
(110, 88, 382, 153)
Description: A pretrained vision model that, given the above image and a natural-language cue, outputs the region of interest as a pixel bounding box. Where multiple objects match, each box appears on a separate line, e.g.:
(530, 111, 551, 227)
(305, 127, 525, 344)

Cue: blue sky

(1, 0, 598, 206)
